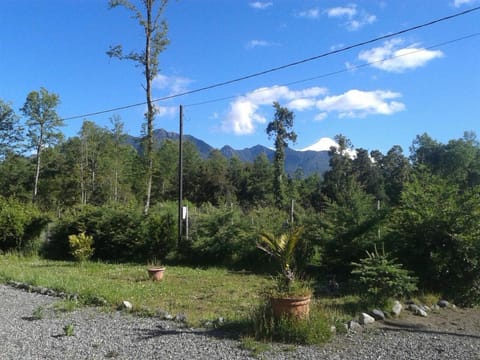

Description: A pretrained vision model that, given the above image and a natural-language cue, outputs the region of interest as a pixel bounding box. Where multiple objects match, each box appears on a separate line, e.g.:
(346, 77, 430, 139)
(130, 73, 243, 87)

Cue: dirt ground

(375, 306, 480, 335)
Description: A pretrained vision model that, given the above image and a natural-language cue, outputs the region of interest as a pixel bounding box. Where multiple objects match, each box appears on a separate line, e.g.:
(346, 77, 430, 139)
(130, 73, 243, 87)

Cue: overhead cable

(184, 32, 480, 108)
(61, 6, 480, 121)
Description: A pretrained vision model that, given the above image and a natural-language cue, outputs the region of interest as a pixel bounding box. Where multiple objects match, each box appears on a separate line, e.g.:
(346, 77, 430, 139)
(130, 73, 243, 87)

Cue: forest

(1, 90, 480, 306)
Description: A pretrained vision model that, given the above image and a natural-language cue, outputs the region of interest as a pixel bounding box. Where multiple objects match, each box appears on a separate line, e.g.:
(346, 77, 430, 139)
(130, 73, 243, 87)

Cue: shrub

(68, 232, 94, 262)
(187, 204, 258, 268)
(351, 244, 417, 306)
(140, 202, 177, 261)
(46, 203, 179, 263)
(0, 196, 49, 253)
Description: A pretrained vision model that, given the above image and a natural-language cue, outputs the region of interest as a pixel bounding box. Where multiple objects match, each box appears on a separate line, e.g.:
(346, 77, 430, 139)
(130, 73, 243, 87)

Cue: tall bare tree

(107, 0, 169, 214)
(21, 88, 63, 202)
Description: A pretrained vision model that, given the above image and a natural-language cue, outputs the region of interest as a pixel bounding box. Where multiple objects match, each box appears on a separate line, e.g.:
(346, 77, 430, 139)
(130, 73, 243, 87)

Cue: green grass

(0, 254, 272, 326)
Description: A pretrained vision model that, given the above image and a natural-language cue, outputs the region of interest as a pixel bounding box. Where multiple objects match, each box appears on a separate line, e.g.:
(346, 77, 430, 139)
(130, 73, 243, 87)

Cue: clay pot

(270, 295, 311, 319)
(147, 267, 166, 281)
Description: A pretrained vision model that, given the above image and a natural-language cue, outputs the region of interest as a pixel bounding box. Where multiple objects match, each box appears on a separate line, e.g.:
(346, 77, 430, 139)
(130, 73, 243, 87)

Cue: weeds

(63, 323, 74, 336)
(31, 305, 45, 320)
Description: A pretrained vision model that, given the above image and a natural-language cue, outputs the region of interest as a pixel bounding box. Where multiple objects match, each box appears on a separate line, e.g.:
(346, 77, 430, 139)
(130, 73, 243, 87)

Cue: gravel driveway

(1, 285, 479, 359)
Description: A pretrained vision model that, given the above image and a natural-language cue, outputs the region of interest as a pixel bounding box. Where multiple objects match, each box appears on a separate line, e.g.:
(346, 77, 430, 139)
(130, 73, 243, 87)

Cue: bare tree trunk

(33, 144, 41, 203)
(144, 0, 154, 215)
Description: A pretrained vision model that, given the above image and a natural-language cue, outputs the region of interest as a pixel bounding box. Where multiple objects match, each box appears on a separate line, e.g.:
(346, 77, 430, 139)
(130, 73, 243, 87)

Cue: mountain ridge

(129, 129, 331, 176)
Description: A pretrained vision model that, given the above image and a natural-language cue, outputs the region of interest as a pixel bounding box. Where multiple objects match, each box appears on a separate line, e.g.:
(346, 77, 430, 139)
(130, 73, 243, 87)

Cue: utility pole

(177, 105, 184, 248)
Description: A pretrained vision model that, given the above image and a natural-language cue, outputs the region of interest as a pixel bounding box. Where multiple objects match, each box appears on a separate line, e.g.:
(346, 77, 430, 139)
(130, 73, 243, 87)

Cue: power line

(61, 6, 480, 121)
(184, 32, 480, 108)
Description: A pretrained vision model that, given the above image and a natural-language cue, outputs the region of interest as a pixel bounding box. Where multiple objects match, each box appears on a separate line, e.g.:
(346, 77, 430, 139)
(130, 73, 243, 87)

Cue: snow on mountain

(299, 137, 357, 158)
(299, 137, 338, 152)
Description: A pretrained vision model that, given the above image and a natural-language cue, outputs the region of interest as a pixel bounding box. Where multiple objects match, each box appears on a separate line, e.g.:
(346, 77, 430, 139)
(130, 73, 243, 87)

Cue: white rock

(347, 320, 363, 332)
(121, 301, 133, 310)
(392, 301, 402, 316)
(371, 309, 385, 321)
(417, 308, 428, 317)
(410, 304, 427, 317)
(359, 312, 375, 325)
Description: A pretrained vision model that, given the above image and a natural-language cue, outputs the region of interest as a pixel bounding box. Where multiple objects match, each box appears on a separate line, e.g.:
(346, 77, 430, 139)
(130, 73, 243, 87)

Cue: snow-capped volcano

(299, 137, 338, 152)
(299, 137, 357, 158)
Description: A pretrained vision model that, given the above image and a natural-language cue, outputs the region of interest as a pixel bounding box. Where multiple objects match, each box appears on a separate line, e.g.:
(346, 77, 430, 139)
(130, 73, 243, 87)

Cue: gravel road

(1, 284, 479, 359)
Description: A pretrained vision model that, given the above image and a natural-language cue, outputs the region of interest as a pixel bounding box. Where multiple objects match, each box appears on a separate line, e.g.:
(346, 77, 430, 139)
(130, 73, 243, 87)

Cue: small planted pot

(147, 267, 166, 281)
(270, 294, 311, 320)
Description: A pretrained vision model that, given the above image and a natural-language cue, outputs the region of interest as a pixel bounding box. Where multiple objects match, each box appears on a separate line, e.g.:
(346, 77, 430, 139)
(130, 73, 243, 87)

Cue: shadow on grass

(30, 263, 76, 268)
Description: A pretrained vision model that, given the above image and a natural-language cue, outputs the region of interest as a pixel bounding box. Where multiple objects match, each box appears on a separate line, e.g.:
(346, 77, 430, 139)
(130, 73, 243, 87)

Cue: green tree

(320, 176, 380, 279)
(20, 88, 63, 203)
(266, 102, 297, 208)
(321, 134, 354, 204)
(227, 155, 249, 205)
(380, 145, 411, 205)
(197, 150, 234, 205)
(152, 139, 178, 201)
(181, 141, 203, 203)
(389, 169, 480, 304)
(0, 153, 32, 201)
(352, 148, 386, 201)
(0, 99, 23, 159)
(108, 0, 169, 214)
(247, 153, 274, 207)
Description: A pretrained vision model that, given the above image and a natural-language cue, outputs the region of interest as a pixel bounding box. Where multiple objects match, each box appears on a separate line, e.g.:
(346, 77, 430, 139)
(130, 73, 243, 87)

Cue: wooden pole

(177, 105, 184, 247)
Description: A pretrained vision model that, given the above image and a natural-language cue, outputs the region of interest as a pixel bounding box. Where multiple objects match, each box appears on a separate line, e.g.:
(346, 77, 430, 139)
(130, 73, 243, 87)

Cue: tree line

(2, 91, 480, 305)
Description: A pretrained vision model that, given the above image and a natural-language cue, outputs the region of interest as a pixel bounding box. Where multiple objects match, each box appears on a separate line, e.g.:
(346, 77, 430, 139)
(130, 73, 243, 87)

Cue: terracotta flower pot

(270, 295, 311, 319)
(147, 267, 166, 281)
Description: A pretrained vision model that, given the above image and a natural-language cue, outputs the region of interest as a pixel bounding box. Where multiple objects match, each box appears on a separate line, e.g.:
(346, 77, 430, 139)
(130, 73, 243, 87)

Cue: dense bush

(389, 171, 480, 305)
(140, 202, 177, 261)
(186, 204, 257, 268)
(45, 203, 177, 263)
(0, 196, 49, 253)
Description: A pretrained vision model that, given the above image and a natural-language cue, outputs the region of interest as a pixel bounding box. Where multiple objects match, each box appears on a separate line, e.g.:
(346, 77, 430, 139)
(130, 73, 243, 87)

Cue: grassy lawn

(0, 254, 273, 326)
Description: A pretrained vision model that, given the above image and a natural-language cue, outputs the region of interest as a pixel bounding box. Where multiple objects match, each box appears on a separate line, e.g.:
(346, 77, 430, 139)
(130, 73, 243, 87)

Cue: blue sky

(1, 0, 479, 154)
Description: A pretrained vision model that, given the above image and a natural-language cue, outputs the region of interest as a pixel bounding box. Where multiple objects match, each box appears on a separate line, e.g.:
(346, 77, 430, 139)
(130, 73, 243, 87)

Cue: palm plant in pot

(257, 226, 312, 319)
(147, 258, 166, 281)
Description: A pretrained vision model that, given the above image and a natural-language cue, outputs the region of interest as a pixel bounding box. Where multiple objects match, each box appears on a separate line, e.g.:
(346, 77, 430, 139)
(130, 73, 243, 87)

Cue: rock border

(344, 298, 455, 333)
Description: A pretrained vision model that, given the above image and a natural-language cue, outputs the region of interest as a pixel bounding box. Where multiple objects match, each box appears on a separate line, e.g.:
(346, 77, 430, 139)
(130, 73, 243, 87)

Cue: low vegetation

(2, 94, 480, 344)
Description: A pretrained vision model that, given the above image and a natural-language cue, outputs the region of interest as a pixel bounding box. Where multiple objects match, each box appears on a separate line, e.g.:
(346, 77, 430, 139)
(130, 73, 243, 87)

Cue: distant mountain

(129, 129, 331, 176)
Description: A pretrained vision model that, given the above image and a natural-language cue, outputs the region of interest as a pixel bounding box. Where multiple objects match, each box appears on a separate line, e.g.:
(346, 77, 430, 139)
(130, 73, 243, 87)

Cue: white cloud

(314, 112, 328, 121)
(287, 98, 316, 111)
(152, 74, 192, 94)
(326, 4, 376, 31)
(358, 38, 444, 72)
(221, 86, 404, 135)
(298, 8, 320, 19)
(453, 0, 476, 7)
(348, 14, 376, 31)
(316, 89, 405, 118)
(221, 85, 326, 135)
(249, 1, 273, 9)
(246, 39, 271, 49)
(154, 105, 177, 118)
(327, 6, 357, 18)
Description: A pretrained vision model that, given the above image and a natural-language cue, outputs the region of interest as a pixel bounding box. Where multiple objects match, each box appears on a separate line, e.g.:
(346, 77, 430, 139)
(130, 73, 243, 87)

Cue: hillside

(140, 129, 331, 176)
